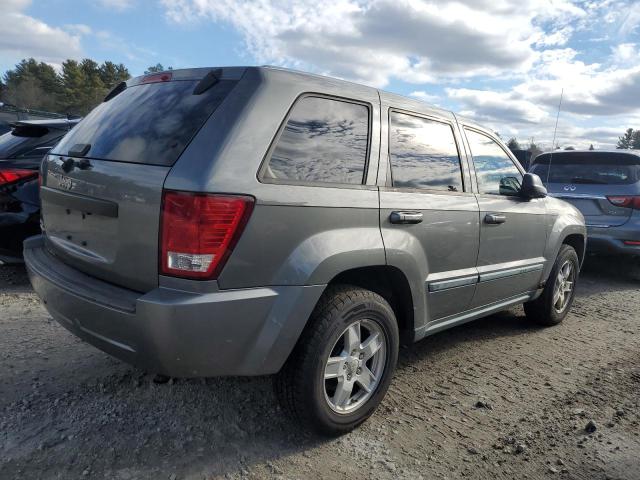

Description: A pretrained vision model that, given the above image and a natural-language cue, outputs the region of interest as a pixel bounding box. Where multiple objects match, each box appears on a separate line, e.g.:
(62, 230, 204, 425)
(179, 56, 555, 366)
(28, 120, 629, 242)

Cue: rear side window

(465, 129, 522, 196)
(52, 79, 238, 166)
(263, 96, 369, 185)
(531, 152, 640, 185)
(389, 111, 463, 192)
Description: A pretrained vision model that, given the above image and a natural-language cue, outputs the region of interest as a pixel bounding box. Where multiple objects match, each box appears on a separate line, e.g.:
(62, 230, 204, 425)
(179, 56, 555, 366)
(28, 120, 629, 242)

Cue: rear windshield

(52, 79, 238, 166)
(531, 152, 640, 185)
(0, 126, 63, 159)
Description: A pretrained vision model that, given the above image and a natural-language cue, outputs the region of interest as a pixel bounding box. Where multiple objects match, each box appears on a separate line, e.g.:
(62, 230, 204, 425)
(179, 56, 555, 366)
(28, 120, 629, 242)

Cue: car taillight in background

(607, 196, 640, 210)
(160, 191, 254, 279)
(0, 169, 38, 187)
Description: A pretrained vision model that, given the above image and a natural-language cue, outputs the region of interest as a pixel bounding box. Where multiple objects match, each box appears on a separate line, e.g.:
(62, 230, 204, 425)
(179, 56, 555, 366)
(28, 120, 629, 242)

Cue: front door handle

(484, 213, 507, 225)
(390, 211, 423, 224)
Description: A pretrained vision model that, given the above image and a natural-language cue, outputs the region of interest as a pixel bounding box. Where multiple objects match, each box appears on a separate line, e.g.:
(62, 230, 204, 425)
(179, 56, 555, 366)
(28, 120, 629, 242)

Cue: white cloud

(619, 2, 640, 37)
(97, 0, 134, 11)
(64, 24, 93, 36)
(409, 91, 440, 104)
(161, 0, 586, 87)
(0, 0, 83, 64)
(447, 88, 549, 124)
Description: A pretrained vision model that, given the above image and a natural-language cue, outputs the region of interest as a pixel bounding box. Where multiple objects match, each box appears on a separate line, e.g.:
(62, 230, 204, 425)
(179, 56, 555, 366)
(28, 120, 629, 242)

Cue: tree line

(617, 128, 640, 149)
(0, 58, 175, 117)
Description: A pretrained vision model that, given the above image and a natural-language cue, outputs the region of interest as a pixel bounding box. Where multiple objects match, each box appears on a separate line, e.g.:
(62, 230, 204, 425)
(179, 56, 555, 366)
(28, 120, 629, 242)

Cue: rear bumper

(587, 223, 640, 256)
(24, 236, 325, 377)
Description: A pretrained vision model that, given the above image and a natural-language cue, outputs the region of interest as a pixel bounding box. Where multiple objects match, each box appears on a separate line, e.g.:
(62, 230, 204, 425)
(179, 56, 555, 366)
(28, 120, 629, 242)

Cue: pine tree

(507, 138, 520, 150)
(144, 63, 172, 74)
(2, 58, 62, 111)
(617, 128, 635, 149)
(632, 130, 640, 150)
(98, 61, 130, 89)
(60, 60, 86, 115)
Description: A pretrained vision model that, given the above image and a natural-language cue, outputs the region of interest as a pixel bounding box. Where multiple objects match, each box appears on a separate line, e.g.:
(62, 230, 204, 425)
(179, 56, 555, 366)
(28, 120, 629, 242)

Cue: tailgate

(41, 155, 169, 292)
(38, 68, 243, 292)
(548, 186, 633, 227)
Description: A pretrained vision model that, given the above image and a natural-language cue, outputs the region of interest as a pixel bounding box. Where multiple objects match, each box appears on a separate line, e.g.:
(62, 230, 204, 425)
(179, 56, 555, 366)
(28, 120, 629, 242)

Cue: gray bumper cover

(24, 236, 325, 377)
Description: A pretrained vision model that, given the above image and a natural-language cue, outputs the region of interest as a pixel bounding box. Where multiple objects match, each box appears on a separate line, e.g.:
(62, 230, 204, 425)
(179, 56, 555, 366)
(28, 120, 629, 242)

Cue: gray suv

(24, 67, 586, 435)
(530, 150, 640, 256)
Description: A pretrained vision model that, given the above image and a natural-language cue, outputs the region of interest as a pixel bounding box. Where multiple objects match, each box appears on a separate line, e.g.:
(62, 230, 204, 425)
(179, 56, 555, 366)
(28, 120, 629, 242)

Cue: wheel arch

(562, 233, 586, 267)
(326, 265, 415, 345)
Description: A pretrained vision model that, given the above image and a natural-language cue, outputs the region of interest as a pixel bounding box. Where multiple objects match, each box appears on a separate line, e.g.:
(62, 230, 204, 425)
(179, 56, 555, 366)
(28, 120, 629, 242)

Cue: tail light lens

(160, 191, 254, 279)
(0, 168, 38, 186)
(607, 196, 640, 210)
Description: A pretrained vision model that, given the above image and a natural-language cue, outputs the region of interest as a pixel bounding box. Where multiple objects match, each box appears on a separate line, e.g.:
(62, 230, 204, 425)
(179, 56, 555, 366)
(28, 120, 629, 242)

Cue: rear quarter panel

(164, 67, 385, 289)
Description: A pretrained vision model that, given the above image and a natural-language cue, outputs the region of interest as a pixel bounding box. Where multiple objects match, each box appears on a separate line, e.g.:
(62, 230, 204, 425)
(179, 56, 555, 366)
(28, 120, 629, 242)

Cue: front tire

(275, 285, 399, 435)
(524, 244, 579, 326)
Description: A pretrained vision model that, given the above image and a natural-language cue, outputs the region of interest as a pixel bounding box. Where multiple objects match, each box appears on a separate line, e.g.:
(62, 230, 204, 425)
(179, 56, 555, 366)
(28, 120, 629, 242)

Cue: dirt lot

(1, 257, 639, 480)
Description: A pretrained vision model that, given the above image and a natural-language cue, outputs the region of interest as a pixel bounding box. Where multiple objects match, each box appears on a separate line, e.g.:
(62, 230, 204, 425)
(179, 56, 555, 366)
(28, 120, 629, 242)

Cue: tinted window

(53, 79, 238, 166)
(531, 152, 640, 185)
(389, 112, 463, 192)
(263, 96, 369, 185)
(0, 127, 64, 159)
(466, 129, 522, 196)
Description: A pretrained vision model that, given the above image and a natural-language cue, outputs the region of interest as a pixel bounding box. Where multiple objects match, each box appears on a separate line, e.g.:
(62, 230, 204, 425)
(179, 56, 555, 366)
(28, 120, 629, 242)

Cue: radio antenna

(546, 88, 564, 185)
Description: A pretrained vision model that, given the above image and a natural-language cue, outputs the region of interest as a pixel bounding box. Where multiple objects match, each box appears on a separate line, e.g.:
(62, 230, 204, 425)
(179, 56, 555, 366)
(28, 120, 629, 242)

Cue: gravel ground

(1, 257, 639, 480)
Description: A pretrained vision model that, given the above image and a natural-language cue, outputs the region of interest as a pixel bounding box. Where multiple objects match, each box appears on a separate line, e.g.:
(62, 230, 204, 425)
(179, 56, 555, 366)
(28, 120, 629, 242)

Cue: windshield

(53, 79, 238, 166)
(531, 152, 640, 185)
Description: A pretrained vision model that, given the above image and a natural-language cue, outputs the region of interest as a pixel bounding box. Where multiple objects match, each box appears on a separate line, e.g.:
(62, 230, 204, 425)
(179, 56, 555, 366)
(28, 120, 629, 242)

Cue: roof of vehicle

(128, 65, 461, 122)
(536, 149, 640, 157)
(10, 118, 81, 130)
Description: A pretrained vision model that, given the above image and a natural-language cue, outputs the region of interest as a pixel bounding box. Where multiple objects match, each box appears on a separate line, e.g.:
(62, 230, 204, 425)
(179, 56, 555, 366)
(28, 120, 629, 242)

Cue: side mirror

(521, 173, 547, 199)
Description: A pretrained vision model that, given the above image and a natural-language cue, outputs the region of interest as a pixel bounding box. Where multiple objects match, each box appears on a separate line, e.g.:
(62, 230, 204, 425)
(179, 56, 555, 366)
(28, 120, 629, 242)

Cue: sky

(1, 0, 639, 149)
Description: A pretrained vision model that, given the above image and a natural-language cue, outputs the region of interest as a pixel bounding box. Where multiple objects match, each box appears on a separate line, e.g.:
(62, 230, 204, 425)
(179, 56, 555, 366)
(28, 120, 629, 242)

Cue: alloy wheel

(323, 319, 387, 414)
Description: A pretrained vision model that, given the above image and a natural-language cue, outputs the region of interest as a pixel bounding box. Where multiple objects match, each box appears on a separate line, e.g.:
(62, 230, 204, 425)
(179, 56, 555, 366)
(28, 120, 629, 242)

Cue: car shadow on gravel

(581, 254, 640, 285)
(0, 264, 31, 292)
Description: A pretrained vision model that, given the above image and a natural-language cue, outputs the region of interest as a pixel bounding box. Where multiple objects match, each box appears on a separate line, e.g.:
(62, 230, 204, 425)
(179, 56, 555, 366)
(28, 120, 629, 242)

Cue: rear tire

(274, 285, 399, 436)
(524, 244, 579, 326)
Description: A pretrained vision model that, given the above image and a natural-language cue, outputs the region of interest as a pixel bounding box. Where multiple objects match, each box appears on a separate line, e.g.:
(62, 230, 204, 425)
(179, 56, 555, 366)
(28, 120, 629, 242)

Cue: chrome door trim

(478, 263, 544, 283)
(428, 275, 478, 292)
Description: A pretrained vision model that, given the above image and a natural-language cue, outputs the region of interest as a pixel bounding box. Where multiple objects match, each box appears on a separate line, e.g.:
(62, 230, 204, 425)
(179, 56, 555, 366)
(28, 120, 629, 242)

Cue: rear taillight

(607, 196, 640, 210)
(0, 169, 38, 186)
(160, 191, 254, 279)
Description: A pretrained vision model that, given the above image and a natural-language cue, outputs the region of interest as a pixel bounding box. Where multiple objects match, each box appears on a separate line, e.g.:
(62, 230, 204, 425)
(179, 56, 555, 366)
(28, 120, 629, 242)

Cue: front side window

(465, 129, 522, 196)
(389, 111, 463, 192)
(263, 96, 369, 185)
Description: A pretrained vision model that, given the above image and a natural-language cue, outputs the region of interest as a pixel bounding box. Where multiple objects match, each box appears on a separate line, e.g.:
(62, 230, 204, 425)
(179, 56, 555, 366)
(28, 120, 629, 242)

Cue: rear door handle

(484, 213, 506, 225)
(390, 211, 423, 224)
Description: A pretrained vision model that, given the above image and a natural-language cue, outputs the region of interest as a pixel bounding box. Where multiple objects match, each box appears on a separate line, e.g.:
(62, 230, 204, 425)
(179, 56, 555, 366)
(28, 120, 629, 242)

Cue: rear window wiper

(104, 81, 127, 102)
(193, 69, 222, 95)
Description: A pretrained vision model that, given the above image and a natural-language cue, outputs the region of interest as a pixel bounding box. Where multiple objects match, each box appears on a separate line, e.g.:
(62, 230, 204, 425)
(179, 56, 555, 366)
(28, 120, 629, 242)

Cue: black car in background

(0, 118, 79, 263)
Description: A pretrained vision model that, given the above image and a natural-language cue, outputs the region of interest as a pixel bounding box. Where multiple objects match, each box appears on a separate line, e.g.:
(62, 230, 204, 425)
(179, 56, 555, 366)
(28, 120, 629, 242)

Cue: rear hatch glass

(531, 151, 640, 227)
(52, 77, 238, 166)
(42, 70, 241, 292)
